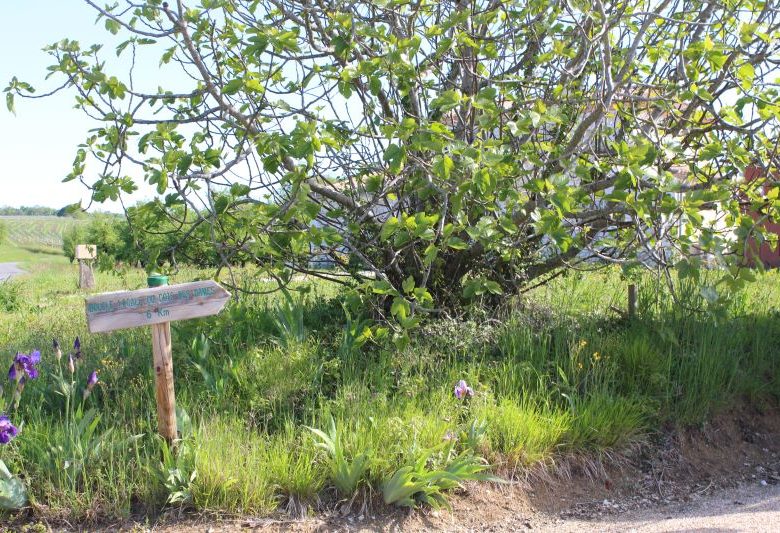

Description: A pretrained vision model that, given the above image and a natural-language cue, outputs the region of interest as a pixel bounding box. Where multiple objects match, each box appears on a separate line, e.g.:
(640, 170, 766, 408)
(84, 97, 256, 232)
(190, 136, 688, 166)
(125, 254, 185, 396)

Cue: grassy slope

(0, 261, 778, 521)
(0, 215, 84, 250)
(0, 244, 69, 265)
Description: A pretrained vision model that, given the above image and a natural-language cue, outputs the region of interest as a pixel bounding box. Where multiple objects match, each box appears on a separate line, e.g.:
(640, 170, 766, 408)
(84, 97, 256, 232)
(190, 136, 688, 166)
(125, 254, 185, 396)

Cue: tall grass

(0, 262, 779, 521)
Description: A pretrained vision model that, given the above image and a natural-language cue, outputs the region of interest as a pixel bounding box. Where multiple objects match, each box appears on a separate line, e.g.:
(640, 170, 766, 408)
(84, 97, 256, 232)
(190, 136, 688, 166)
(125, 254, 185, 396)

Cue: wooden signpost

(75, 244, 97, 290)
(84, 278, 231, 442)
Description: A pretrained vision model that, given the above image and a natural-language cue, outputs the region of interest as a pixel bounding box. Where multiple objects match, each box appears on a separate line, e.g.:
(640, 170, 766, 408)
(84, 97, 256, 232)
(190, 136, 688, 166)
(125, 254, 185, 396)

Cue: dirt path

(532, 481, 780, 532)
(131, 481, 780, 532)
(0, 262, 25, 281)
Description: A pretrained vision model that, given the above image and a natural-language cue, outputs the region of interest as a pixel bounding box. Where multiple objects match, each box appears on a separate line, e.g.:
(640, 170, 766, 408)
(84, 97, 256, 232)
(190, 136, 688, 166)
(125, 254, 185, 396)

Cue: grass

(0, 246, 779, 523)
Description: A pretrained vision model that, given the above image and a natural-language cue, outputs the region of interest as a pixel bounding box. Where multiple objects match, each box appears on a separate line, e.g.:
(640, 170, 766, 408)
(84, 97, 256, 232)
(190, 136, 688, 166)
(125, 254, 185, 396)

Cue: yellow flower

(592, 352, 601, 361)
(578, 362, 583, 370)
(579, 339, 588, 348)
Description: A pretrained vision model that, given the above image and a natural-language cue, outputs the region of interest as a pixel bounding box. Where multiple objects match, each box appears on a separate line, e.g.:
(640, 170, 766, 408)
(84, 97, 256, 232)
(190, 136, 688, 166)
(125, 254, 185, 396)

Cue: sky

(0, 1, 157, 211)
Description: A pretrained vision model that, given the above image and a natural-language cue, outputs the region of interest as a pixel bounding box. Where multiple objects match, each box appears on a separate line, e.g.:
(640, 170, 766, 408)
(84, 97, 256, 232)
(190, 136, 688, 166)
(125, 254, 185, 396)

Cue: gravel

(535, 481, 780, 532)
(0, 262, 25, 281)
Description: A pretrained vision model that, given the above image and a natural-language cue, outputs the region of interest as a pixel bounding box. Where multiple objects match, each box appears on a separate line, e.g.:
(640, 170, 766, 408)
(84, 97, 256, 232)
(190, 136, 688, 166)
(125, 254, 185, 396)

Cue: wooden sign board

(85, 280, 231, 333)
(85, 279, 231, 442)
(75, 244, 97, 260)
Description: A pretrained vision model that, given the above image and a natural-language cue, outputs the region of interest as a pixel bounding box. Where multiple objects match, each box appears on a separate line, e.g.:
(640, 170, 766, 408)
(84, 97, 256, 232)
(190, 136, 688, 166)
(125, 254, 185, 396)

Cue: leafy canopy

(7, 0, 780, 332)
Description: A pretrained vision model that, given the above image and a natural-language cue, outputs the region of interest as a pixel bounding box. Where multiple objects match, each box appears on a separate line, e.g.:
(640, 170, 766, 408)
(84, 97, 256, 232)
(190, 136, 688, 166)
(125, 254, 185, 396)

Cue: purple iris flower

(0, 415, 19, 444)
(13, 352, 40, 380)
(53, 339, 62, 361)
(83, 370, 99, 400)
(74, 337, 81, 359)
(8, 362, 16, 382)
(454, 379, 474, 400)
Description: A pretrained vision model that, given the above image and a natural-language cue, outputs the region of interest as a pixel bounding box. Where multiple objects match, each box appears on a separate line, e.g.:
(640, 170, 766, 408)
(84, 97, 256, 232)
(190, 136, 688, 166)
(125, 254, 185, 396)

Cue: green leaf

(473, 86, 497, 110)
(156, 171, 168, 195)
(391, 296, 410, 320)
(204, 148, 221, 167)
(430, 90, 462, 113)
(433, 155, 454, 180)
(736, 63, 755, 91)
(484, 280, 503, 295)
(402, 276, 415, 294)
(0, 460, 27, 510)
(380, 216, 400, 241)
(446, 236, 468, 250)
(105, 18, 121, 35)
(700, 141, 722, 161)
(383, 144, 406, 174)
(223, 79, 243, 95)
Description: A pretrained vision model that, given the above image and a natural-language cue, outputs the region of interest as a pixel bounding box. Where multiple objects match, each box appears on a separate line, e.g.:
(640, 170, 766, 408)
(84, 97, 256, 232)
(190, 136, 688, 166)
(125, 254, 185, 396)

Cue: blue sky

(0, 1, 156, 211)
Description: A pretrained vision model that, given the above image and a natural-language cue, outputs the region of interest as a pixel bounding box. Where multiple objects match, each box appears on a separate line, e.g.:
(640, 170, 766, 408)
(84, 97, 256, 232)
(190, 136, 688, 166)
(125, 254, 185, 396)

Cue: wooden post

(79, 261, 95, 289)
(628, 283, 637, 318)
(84, 278, 231, 442)
(76, 245, 97, 290)
(151, 321, 177, 442)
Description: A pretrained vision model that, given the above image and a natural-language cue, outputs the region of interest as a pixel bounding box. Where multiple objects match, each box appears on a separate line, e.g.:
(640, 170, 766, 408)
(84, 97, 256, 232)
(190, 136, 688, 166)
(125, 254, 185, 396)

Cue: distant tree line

(0, 206, 84, 218)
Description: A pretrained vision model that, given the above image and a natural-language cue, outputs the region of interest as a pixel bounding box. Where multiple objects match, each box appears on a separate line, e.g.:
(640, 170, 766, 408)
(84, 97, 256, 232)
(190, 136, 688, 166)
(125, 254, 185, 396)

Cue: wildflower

(443, 430, 458, 442)
(83, 370, 99, 400)
(454, 379, 474, 400)
(68, 354, 75, 375)
(53, 339, 62, 361)
(592, 352, 601, 362)
(0, 415, 19, 444)
(9, 351, 41, 381)
(73, 337, 82, 360)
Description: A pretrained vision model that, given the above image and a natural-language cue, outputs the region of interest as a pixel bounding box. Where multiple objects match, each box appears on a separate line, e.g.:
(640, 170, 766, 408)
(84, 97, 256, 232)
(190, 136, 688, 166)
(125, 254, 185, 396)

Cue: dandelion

(0, 415, 19, 444)
(83, 370, 99, 400)
(53, 339, 62, 361)
(454, 379, 474, 400)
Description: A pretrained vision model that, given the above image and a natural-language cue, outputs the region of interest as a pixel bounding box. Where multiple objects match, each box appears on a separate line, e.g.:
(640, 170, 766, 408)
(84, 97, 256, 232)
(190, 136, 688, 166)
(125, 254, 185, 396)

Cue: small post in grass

(84, 275, 231, 442)
(628, 283, 637, 319)
(75, 244, 97, 290)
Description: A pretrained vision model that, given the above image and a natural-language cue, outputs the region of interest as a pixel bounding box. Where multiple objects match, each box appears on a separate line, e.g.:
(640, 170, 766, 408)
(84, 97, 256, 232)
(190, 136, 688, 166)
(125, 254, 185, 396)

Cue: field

(0, 246, 779, 525)
(0, 215, 84, 250)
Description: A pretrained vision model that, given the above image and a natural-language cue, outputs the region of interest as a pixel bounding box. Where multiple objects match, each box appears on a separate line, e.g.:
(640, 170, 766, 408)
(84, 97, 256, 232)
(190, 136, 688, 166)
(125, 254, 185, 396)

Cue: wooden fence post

(628, 283, 637, 318)
(75, 245, 97, 290)
(78, 261, 95, 289)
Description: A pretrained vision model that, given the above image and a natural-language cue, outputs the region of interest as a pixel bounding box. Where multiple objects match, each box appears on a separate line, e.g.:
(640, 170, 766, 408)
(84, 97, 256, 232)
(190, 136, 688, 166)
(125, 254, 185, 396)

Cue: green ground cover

(0, 251, 779, 522)
(0, 244, 69, 265)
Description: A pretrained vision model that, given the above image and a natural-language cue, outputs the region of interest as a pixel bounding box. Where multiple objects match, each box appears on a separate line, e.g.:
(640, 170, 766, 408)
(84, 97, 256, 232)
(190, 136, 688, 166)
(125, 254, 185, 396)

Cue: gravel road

(0, 262, 25, 281)
(537, 481, 780, 532)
